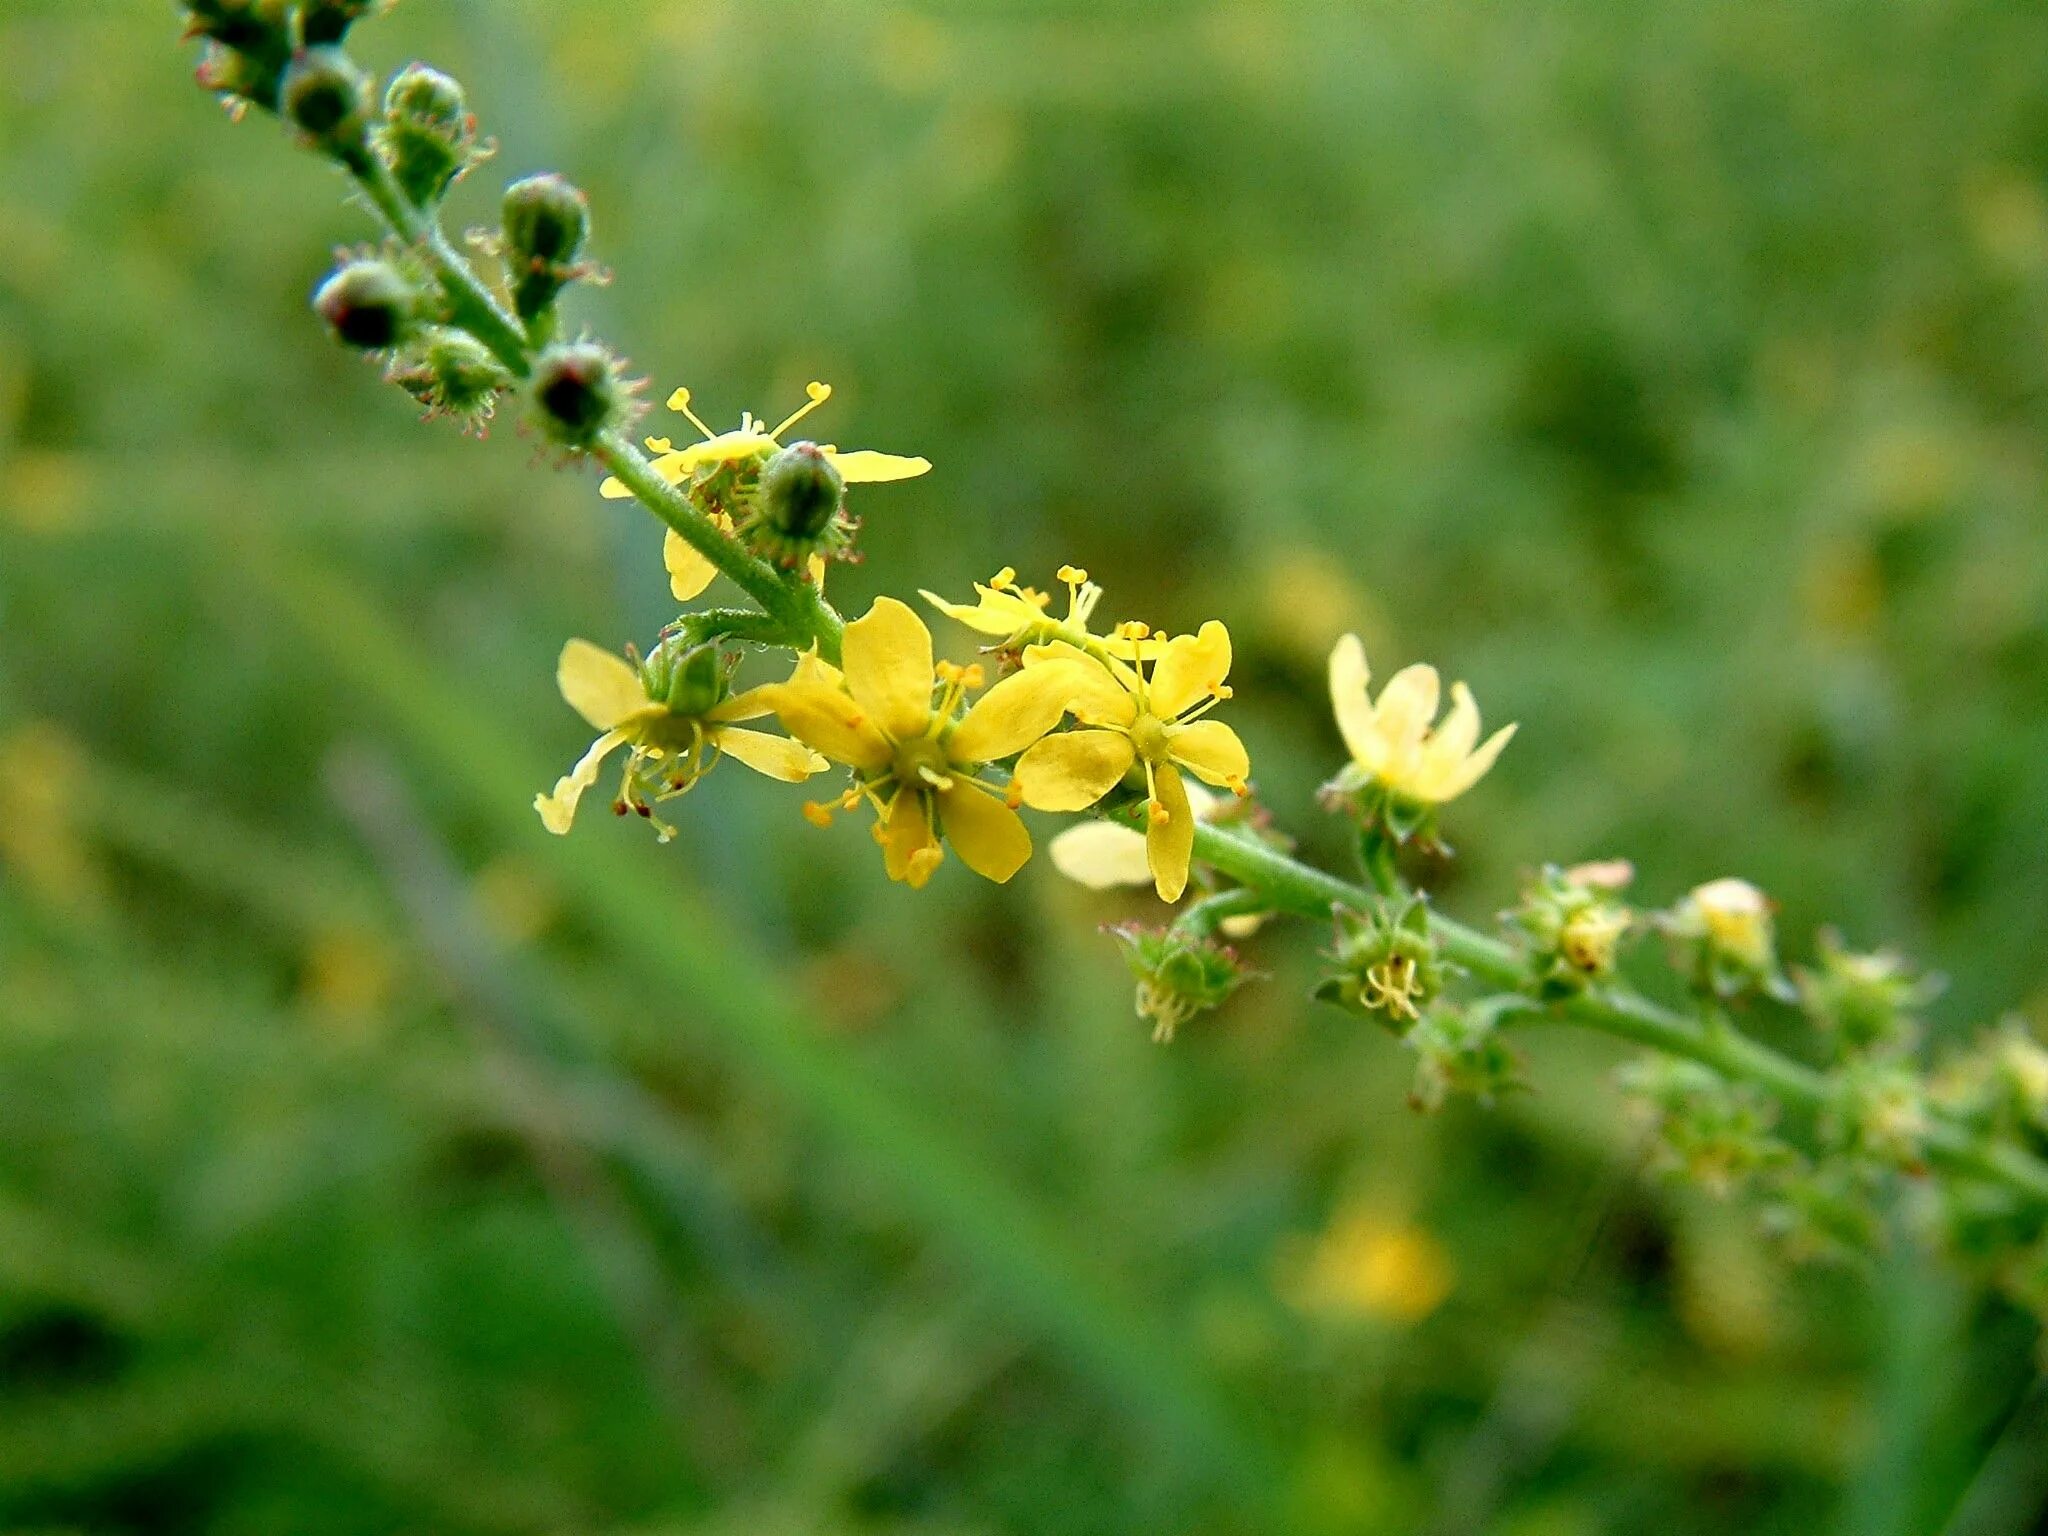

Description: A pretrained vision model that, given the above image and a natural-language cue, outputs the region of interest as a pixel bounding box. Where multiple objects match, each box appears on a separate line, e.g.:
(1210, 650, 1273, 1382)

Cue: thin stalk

(1188, 823, 2048, 1207)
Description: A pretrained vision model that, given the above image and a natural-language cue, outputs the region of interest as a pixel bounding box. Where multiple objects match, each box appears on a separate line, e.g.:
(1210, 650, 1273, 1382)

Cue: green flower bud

(1108, 922, 1249, 1043)
(760, 441, 845, 540)
(1794, 929, 1940, 1059)
(528, 341, 629, 450)
(1316, 897, 1446, 1034)
(1617, 1057, 1789, 1199)
(300, 0, 380, 47)
(1407, 1000, 1525, 1112)
(1822, 1062, 1931, 1173)
(388, 328, 510, 429)
(502, 173, 592, 321)
(313, 259, 417, 350)
(193, 40, 285, 116)
(280, 46, 373, 159)
(641, 639, 727, 718)
(377, 63, 476, 208)
(183, 0, 293, 56)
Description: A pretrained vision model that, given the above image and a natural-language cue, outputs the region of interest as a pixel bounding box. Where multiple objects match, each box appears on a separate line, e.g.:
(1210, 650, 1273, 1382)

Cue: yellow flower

(599, 380, 930, 500)
(921, 563, 1109, 648)
(1688, 877, 1775, 972)
(535, 638, 826, 842)
(763, 597, 1096, 887)
(1011, 620, 1250, 903)
(1327, 633, 1515, 806)
(1278, 1203, 1456, 1325)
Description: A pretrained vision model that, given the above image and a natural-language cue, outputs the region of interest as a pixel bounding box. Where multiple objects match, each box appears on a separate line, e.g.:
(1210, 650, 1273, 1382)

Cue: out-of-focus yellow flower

(536, 639, 826, 842)
(599, 381, 930, 500)
(1012, 621, 1250, 903)
(763, 597, 1096, 887)
(301, 924, 397, 1024)
(1688, 877, 1775, 972)
(661, 516, 828, 601)
(1327, 634, 1514, 806)
(0, 722, 107, 916)
(1279, 1204, 1455, 1325)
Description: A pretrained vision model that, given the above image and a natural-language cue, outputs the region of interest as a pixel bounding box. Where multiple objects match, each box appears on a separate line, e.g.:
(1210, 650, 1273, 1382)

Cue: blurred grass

(2, 0, 2047, 1532)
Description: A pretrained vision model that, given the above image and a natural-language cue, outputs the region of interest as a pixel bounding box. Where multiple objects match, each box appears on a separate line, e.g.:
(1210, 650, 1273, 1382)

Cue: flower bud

(1795, 929, 1940, 1059)
(1823, 1062, 1931, 1173)
(183, 0, 292, 55)
(641, 638, 727, 718)
(388, 328, 510, 429)
(193, 41, 286, 116)
(528, 341, 629, 450)
(502, 173, 592, 321)
(300, 0, 379, 47)
(1659, 877, 1791, 1000)
(378, 64, 476, 208)
(280, 46, 373, 160)
(1617, 1057, 1788, 1198)
(1506, 862, 1634, 997)
(1108, 923, 1248, 1043)
(1407, 1000, 1524, 1112)
(313, 258, 417, 350)
(1316, 898, 1446, 1033)
(760, 442, 845, 540)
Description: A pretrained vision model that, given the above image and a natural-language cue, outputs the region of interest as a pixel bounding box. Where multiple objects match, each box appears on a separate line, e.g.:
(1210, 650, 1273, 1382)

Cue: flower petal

(708, 684, 775, 723)
(825, 449, 932, 483)
(1168, 718, 1250, 789)
(843, 596, 935, 743)
(1435, 722, 1516, 801)
(1329, 633, 1380, 768)
(761, 679, 892, 772)
(937, 780, 1032, 883)
(921, 584, 1046, 637)
(1372, 664, 1441, 752)
(948, 660, 1094, 764)
(664, 519, 731, 602)
(1048, 821, 1154, 889)
(880, 788, 943, 888)
(1023, 644, 1136, 726)
(1148, 620, 1232, 721)
(1014, 729, 1135, 811)
(558, 639, 653, 731)
(712, 725, 827, 782)
(1146, 762, 1196, 903)
(534, 729, 629, 834)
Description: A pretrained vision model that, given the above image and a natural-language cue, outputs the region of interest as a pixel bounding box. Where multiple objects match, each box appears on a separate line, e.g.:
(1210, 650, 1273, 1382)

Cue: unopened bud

(378, 64, 476, 207)
(502, 174, 591, 321)
(1795, 929, 1939, 1059)
(300, 0, 380, 47)
(314, 259, 417, 350)
(184, 0, 293, 55)
(193, 41, 285, 115)
(760, 442, 844, 538)
(529, 341, 627, 449)
(642, 639, 727, 717)
(1660, 877, 1791, 1000)
(280, 46, 373, 160)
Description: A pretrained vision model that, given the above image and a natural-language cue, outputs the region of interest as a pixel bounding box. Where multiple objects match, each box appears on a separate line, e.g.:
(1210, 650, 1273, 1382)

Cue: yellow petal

(825, 449, 932, 483)
(1373, 664, 1442, 752)
(1148, 620, 1232, 721)
(708, 684, 775, 723)
(1146, 762, 1195, 903)
(1422, 681, 1482, 772)
(1014, 729, 1135, 811)
(671, 431, 775, 473)
(534, 728, 629, 834)
(712, 725, 828, 782)
(921, 584, 1046, 637)
(937, 780, 1032, 883)
(1329, 633, 1380, 768)
(664, 519, 731, 602)
(1023, 643, 1136, 726)
(1168, 718, 1250, 789)
(1435, 722, 1516, 801)
(760, 680, 892, 772)
(1048, 821, 1153, 889)
(948, 660, 1094, 764)
(880, 788, 943, 887)
(558, 639, 653, 732)
(843, 596, 935, 743)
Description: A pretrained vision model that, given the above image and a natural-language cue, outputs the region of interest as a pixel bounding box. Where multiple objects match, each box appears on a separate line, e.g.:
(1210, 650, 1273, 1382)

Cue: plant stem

(344, 153, 849, 659)
(1188, 823, 2048, 1207)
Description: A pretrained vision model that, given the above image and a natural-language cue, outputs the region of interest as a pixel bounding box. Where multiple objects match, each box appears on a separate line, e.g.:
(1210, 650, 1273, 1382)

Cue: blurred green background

(4, 1, 2048, 1531)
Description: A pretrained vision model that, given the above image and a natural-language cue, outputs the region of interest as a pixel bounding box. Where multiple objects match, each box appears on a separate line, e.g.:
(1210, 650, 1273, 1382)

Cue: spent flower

(1317, 898, 1446, 1033)
(1107, 922, 1251, 1043)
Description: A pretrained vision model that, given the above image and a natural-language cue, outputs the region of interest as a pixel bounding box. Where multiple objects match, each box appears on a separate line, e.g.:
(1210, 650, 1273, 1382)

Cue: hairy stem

(1189, 823, 2048, 1207)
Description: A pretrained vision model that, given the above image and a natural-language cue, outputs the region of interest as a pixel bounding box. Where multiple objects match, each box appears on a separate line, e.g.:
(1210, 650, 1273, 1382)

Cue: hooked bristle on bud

(377, 63, 476, 208)
(279, 46, 373, 160)
(528, 341, 629, 450)
(501, 173, 592, 322)
(313, 259, 417, 350)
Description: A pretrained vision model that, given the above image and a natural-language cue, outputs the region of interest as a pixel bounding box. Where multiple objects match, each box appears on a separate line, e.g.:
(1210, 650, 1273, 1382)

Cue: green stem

(1171, 886, 1268, 940)
(1187, 823, 2048, 1207)
(344, 153, 850, 659)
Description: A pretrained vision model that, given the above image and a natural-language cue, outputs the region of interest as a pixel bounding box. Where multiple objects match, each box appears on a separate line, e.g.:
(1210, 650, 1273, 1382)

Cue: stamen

(802, 800, 835, 827)
(1117, 621, 1151, 641)
(666, 386, 716, 440)
(771, 380, 832, 438)
(916, 765, 954, 791)
(1057, 564, 1088, 584)
(990, 566, 1018, 588)
(645, 435, 674, 453)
